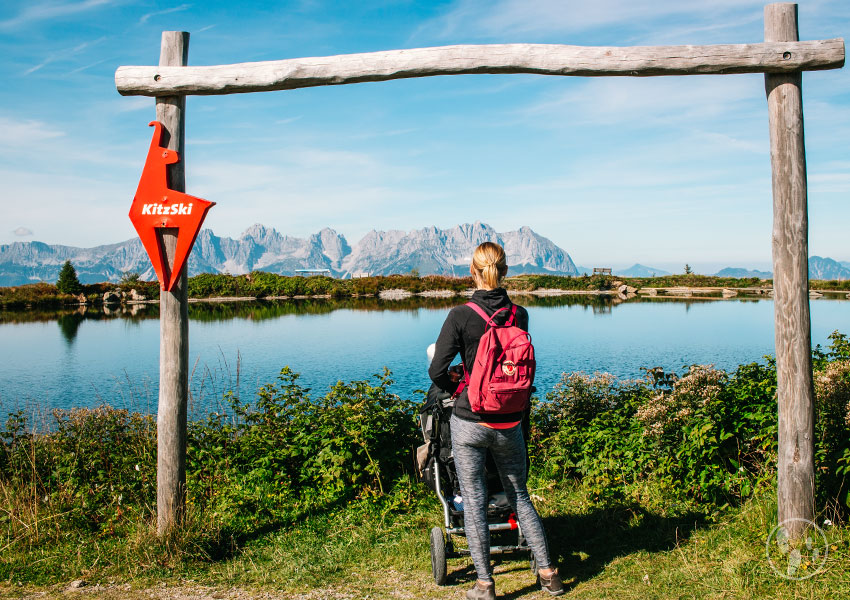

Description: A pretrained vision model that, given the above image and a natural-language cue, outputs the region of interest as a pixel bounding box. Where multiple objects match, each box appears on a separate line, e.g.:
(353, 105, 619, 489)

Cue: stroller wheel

(429, 526, 447, 585)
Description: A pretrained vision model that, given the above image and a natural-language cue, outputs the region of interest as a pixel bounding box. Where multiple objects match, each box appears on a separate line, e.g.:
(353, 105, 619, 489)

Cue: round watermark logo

(765, 518, 829, 580)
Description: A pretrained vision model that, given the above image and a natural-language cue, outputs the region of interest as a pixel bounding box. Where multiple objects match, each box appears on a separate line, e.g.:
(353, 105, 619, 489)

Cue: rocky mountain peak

(310, 228, 351, 267)
(0, 223, 579, 284)
(240, 223, 280, 245)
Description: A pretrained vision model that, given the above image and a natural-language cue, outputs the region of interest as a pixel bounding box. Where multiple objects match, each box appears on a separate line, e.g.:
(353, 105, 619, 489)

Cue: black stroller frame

(418, 387, 535, 585)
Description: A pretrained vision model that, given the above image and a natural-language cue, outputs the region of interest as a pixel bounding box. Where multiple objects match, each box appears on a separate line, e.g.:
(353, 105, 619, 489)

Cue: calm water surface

(1, 295, 847, 417)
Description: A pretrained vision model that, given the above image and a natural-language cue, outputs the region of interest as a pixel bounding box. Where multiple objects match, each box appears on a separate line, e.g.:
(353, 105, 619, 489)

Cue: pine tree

(57, 260, 82, 295)
(684, 264, 693, 275)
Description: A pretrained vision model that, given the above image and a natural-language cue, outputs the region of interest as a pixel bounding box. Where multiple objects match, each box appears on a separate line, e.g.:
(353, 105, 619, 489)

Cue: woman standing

(429, 242, 564, 600)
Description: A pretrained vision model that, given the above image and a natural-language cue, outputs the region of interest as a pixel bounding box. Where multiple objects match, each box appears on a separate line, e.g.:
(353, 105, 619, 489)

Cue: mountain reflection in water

(0, 295, 845, 417)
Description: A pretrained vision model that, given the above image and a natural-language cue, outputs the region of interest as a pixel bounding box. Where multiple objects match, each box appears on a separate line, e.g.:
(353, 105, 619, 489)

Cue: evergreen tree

(684, 264, 693, 275)
(57, 260, 82, 295)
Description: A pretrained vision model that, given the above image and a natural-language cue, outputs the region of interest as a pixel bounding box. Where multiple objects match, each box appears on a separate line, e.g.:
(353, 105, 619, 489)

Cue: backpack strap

(506, 304, 518, 326)
(465, 301, 512, 327)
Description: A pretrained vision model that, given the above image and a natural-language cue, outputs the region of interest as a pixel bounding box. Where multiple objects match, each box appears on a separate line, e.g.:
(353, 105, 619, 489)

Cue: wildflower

(823, 519, 832, 527)
(813, 360, 850, 426)
(135, 464, 140, 471)
(635, 365, 727, 439)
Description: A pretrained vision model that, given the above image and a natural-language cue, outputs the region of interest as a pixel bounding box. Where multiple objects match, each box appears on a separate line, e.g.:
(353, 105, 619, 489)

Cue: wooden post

(155, 31, 190, 536)
(765, 3, 815, 538)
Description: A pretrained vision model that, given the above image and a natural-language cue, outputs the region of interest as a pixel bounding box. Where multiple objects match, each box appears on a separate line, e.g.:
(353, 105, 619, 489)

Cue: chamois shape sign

(129, 121, 214, 291)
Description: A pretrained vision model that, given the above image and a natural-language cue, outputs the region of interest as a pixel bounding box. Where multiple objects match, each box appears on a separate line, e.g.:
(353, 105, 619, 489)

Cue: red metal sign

(129, 121, 214, 291)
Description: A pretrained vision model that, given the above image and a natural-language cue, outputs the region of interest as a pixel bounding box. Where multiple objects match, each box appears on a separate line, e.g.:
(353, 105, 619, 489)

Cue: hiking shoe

(466, 579, 496, 600)
(538, 569, 565, 596)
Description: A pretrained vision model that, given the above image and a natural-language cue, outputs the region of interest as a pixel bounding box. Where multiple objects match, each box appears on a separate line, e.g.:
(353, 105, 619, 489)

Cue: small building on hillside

(295, 268, 332, 277)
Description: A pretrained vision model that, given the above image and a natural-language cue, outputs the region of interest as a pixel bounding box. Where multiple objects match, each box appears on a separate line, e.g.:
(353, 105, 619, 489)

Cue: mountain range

(0, 222, 578, 286)
(712, 257, 850, 280)
(2, 223, 848, 286)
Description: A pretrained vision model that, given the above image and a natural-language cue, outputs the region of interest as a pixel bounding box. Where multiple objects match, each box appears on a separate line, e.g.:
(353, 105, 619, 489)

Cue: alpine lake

(1, 292, 847, 420)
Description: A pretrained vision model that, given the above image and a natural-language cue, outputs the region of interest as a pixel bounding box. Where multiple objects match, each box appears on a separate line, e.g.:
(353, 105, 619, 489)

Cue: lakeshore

(3, 292, 848, 418)
(3, 271, 849, 310)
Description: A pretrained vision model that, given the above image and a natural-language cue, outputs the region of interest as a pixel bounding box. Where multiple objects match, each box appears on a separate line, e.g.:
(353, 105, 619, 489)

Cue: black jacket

(428, 288, 529, 423)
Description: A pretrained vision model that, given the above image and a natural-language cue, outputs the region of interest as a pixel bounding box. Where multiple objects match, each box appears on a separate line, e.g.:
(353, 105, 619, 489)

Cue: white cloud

(138, 3, 191, 25)
(416, 0, 766, 41)
(274, 116, 302, 126)
(0, 0, 116, 32)
(13, 227, 33, 236)
(693, 131, 764, 155)
(0, 166, 137, 247)
(22, 36, 106, 75)
(184, 144, 433, 241)
(0, 114, 140, 173)
(0, 117, 65, 145)
(114, 97, 155, 113)
(66, 58, 107, 75)
(524, 75, 761, 127)
(809, 172, 850, 193)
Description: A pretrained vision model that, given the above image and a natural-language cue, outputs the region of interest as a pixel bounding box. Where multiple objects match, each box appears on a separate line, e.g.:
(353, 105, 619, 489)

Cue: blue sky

(1, 0, 847, 273)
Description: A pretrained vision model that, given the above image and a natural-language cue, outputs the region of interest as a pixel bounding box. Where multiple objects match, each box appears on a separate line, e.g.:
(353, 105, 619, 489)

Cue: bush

(531, 372, 652, 504)
(534, 335, 850, 511)
(187, 367, 418, 533)
(188, 273, 251, 297)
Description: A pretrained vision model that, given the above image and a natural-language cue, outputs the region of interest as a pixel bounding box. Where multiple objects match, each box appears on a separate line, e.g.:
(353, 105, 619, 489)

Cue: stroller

(416, 382, 535, 585)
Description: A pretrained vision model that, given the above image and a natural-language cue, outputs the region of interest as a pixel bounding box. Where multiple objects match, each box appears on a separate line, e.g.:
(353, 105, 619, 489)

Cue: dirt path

(1, 563, 552, 600)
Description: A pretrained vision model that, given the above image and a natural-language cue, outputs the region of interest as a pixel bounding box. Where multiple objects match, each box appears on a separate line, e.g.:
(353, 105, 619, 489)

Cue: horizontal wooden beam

(115, 39, 844, 96)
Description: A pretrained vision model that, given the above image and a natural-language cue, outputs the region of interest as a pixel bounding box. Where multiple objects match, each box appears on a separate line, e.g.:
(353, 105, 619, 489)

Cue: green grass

(2, 479, 848, 599)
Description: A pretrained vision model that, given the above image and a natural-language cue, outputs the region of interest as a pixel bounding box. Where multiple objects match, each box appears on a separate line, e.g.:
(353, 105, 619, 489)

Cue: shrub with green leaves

(186, 367, 418, 534)
(533, 334, 850, 511)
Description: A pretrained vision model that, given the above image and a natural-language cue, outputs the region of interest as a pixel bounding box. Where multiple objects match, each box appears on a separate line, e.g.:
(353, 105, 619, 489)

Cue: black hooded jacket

(428, 288, 529, 423)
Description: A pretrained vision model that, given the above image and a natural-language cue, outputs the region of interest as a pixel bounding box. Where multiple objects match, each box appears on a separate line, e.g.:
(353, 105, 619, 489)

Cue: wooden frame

(118, 3, 844, 538)
(115, 40, 843, 96)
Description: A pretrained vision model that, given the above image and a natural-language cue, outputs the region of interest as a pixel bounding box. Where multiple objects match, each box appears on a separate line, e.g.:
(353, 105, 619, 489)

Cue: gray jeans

(450, 413, 552, 582)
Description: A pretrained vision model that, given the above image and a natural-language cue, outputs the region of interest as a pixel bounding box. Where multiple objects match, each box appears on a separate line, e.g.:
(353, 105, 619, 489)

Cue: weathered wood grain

(156, 31, 190, 537)
(115, 39, 844, 96)
(765, 3, 816, 539)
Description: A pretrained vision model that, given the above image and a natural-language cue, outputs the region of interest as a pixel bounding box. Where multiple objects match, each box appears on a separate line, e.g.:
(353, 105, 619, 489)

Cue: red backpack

(461, 302, 536, 414)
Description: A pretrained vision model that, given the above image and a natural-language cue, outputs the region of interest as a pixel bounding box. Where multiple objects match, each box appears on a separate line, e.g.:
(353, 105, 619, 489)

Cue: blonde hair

(471, 242, 508, 289)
